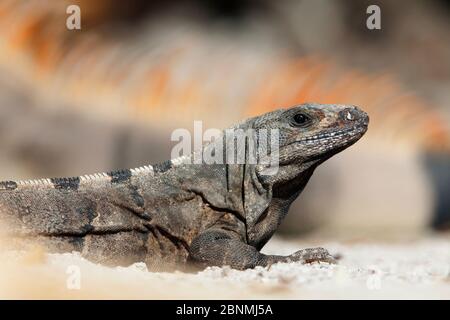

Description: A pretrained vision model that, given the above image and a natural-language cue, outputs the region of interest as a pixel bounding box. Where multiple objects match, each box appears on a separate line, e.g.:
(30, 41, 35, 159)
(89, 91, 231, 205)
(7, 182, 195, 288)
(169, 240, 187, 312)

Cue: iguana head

(250, 103, 369, 184)
(260, 103, 368, 161)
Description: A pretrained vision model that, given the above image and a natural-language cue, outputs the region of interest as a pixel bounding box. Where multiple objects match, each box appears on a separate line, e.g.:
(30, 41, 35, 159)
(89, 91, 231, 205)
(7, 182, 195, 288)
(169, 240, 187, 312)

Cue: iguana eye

(292, 113, 312, 127)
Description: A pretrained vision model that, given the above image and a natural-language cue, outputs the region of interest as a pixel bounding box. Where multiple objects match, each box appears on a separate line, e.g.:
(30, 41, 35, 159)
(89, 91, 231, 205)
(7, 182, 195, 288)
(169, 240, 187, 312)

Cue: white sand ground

(1, 236, 450, 299)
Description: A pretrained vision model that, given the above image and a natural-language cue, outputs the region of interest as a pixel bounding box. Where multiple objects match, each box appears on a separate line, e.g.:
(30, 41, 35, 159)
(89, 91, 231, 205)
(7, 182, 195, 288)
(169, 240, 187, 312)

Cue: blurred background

(0, 0, 449, 240)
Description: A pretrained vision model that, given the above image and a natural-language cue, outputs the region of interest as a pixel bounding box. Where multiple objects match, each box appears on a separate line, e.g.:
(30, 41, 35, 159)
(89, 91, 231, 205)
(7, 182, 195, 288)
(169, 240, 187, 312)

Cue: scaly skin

(0, 103, 368, 271)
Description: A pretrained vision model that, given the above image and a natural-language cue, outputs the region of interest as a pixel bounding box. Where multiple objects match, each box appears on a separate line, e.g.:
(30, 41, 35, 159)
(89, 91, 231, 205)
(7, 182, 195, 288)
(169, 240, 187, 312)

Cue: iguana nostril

(346, 111, 354, 121)
(339, 109, 357, 121)
(340, 109, 358, 121)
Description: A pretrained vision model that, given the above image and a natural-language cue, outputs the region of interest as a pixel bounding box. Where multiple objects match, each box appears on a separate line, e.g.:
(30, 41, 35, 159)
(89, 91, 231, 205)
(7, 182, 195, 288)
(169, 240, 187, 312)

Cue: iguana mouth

(294, 125, 367, 144)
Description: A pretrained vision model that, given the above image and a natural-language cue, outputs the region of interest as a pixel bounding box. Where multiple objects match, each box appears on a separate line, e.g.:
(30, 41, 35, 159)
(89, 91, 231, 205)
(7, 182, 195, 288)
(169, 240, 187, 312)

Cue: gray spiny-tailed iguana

(0, 103, 368, 271)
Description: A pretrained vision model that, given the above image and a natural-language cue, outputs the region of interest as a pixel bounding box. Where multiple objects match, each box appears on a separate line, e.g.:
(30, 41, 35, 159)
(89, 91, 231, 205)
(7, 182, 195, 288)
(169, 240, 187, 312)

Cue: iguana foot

(288, 247, 337, 264)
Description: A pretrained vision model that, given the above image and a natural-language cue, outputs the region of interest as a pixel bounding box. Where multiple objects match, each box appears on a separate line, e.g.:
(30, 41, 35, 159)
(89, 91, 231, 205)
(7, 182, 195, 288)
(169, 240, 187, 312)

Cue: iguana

(0, 103, 368, 271)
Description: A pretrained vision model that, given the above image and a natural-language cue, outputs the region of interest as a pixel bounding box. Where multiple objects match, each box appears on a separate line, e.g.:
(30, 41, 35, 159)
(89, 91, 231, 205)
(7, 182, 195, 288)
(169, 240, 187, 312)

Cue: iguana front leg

(189, 228, 336, 270)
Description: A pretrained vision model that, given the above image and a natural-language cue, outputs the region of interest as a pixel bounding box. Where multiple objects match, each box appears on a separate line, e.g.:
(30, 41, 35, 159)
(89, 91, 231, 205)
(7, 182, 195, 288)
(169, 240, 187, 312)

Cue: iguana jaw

(293, 123, 368, 144)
